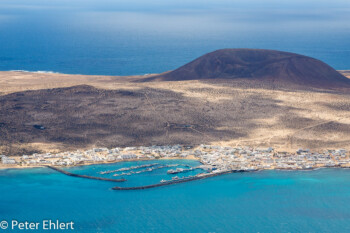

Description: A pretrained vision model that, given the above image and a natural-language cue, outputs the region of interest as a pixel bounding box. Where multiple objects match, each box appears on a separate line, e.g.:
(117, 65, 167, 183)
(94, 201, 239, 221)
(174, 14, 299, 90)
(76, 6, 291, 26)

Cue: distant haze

(0, 0, 350, 75)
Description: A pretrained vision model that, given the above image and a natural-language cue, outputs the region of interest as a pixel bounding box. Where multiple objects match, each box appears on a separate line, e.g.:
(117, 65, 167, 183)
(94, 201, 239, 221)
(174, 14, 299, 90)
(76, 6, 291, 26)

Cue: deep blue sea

(0, 0, 350, 75)
(2, 160, 350, 232)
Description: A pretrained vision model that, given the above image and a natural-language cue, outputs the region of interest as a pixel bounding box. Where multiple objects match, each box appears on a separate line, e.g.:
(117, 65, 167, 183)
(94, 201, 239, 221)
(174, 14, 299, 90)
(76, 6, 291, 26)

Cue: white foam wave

(9, 70, 60, 74)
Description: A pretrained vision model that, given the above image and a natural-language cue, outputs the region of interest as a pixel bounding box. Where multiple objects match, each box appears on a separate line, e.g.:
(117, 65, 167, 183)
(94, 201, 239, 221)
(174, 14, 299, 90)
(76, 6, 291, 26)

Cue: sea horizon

(1, 1, 350, 75)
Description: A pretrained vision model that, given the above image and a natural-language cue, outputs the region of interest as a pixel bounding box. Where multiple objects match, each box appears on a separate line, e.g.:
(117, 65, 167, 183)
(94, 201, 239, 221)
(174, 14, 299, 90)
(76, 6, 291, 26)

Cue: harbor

(98, 163, 193, 177)
(112, 169, 248, 190)
(2, 145, 350, 191)
(99, 163, 160, 175)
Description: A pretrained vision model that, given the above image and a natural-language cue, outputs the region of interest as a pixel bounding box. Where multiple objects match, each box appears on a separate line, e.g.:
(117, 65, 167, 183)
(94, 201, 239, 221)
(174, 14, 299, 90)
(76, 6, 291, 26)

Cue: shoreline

(2, 158, 350, 173)
(1, 70, 349, 78)
(0, 156, 200, 171)
(3, 156, 350, 191)
(1, 70, 156, 77)
(2, 145, 350, 173)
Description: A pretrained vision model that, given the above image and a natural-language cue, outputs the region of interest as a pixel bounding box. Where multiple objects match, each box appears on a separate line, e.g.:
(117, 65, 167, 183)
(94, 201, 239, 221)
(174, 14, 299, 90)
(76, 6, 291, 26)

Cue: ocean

(0, 0, 350, 75)
(1, 161, 350, 232)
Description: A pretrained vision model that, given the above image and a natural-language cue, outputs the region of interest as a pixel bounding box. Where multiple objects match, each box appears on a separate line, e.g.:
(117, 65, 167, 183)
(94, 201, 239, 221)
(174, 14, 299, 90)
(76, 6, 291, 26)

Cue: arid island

(1, 49, 350, 174)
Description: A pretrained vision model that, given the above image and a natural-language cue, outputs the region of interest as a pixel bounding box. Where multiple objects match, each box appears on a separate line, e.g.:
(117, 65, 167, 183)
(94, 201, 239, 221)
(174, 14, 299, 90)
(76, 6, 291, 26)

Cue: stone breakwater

(46, 166, 126, 182)
(111, 170, 249, 190)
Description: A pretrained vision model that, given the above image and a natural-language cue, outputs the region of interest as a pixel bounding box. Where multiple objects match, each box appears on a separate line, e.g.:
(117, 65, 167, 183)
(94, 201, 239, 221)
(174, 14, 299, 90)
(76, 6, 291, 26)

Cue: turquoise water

(0, 0, 350, 75)
(2, 160, 350, 232)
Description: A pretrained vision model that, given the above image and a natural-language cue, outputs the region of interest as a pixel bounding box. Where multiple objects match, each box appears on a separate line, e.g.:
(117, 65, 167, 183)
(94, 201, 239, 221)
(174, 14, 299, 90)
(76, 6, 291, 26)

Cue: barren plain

(1, 70, 350, 156)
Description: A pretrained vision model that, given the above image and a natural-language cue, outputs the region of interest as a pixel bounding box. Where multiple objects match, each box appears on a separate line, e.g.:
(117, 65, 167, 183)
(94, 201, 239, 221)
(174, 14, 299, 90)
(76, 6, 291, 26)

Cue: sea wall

(46, 166, 126, 182)
(112, 170, 248, 190)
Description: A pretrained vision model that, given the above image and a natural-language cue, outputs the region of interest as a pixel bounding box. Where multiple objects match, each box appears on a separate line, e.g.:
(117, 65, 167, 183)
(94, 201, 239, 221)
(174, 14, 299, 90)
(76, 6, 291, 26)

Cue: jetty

(107, 163, 184, 176)
(113, 165, 165, 176)
(100, 163, 160, 175)
(46, 166, 126, 182)
(112, 169, 250, 190)
(167, 167, 201, 174)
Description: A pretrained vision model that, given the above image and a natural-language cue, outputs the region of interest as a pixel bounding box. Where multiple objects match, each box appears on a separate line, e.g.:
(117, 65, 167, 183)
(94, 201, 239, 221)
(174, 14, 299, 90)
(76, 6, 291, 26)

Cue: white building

(2, 156, 16, 165)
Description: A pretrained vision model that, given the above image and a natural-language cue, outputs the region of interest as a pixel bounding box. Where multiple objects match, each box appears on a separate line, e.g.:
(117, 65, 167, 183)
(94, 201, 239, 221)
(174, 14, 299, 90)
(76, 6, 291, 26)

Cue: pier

(100, 163, 160, 175)
(103, 163, 187, 176)
(167, 167, 201, 174)
(113, 165, 167, 176)
(46, 166, 126, 182)
(112, 169, 249, 190)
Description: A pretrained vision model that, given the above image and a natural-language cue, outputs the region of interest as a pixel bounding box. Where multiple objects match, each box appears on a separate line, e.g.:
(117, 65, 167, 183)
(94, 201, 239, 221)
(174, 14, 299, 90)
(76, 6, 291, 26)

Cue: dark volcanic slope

(0, 85, 245, 155)
(146, 49, 350, 88)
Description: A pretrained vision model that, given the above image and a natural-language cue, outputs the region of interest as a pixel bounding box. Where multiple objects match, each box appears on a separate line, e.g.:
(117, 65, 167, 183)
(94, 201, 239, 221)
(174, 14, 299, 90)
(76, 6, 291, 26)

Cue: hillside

(145, 49, 350, 88)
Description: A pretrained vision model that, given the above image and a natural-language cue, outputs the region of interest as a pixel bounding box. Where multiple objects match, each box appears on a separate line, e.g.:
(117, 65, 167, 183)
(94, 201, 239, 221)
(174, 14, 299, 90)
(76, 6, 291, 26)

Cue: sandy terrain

(339, 70, 350, 78)
(1, 71, 350, 155)
(0, 71, 152, 95)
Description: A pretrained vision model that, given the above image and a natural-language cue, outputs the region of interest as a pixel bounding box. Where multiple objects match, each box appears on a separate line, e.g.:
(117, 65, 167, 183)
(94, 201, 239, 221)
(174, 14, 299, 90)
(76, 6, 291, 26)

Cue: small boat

(160, 179, 167, 183)
(246, 168, 257, 171)
(172, 176, 179, 180)
(118, 168, 129, 171)
(167, 167, 186, 174)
